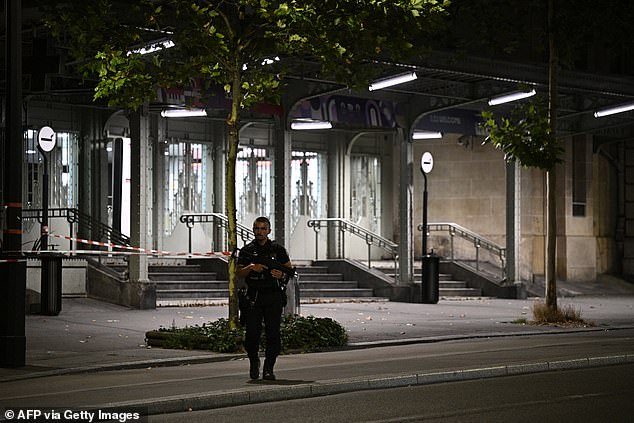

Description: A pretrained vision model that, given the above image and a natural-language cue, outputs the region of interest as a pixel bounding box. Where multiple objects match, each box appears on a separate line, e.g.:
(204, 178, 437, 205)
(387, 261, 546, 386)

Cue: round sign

(421, 152, 434, 174)
(37, 126, 56, 152)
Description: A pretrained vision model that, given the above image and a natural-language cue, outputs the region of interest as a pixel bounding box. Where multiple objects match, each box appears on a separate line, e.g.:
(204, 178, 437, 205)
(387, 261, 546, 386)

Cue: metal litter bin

(421, 254, 439, 304)
(41, 255, 62, 315)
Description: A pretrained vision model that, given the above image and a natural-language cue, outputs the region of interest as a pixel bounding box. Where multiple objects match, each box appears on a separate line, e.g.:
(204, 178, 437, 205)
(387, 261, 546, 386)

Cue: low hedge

(146, 314, 348, 354)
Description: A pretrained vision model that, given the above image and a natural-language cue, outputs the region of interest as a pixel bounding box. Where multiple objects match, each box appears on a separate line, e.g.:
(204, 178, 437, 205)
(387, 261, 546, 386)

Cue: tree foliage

(481, 97, 563, 171)
(45, 0, 448, 110)
(44, 0, 449, 328)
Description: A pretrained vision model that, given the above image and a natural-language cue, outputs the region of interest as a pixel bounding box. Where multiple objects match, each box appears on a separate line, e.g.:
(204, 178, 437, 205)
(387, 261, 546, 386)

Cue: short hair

(253, 216, 271, 228)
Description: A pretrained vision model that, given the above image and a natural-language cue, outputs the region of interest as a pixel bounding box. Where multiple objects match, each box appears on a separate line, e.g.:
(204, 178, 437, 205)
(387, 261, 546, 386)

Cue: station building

(2, 6, 634, 310)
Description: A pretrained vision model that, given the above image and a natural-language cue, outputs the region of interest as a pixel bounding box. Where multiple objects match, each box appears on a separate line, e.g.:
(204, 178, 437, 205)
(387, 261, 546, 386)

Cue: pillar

(128, 105, 152, 308)
(1, 0, 26, 367)
(398, 129, 414, 285)
(273, 118, 292, 245)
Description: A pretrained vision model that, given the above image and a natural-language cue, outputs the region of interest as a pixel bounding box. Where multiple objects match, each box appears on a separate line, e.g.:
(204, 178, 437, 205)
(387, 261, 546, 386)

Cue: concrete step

(141, 262, 388, 303)
(440, 287, 483, 297)
(156, 289, 228, 299)
(299, 281, 359, 289)
(109, 264, 204, 274)
(149, 272, 218, 281)
(414, 273, 454, 281)
(297, 273, 343, 281)
(299, 288, 375, 297)
(438, 281, 469, 289)
(154, 281, 228, 290)
(296, 266, 329, 274)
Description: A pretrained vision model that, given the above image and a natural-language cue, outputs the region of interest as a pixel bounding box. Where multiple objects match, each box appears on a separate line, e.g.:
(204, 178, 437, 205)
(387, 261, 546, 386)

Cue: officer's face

(253, 223, 271, 242)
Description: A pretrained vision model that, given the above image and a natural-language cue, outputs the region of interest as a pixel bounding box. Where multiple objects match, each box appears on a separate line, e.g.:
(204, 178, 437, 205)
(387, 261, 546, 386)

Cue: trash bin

(421, 254, 439, 304)
(41, 254, 63, 315)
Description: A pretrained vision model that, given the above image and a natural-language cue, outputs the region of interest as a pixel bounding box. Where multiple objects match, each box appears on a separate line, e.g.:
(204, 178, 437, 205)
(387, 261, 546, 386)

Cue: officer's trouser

(244, 288, 283, 366)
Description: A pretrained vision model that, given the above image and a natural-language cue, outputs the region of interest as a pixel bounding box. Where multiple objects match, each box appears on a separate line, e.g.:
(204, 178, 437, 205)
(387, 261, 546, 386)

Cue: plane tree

(461, 0, 633, 311)
(45, 0, 449, 327)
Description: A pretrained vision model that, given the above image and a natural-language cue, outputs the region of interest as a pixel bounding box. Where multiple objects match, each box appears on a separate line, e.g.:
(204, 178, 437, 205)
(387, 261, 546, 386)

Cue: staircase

(103, 258, 386, 306)
(151, 262, 227, 306)
(375, 261, 483, 298)
(296, 264, 384, 302)
(415, 273, 482, 298)
(417, 271, 483, 298)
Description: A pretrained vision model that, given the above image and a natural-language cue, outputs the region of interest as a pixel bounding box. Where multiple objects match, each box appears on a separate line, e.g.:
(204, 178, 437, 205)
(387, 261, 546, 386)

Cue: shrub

(149, 318, 245, 353)
(146, 315, 348, 353)
(530, 302, 588, 325)
(281, 314, 348, 352)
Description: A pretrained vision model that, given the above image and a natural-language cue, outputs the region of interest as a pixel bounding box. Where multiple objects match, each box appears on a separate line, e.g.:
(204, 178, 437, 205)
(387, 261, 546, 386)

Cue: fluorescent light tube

(160, 108, 207, 118)
(127, 39, 175, 56)
(369, 72, 417, 91)
(594, 102, 634, 118)
(412, 131, 443, 140)
(290, 120, 332, 130)
(488, 89, 536, 106)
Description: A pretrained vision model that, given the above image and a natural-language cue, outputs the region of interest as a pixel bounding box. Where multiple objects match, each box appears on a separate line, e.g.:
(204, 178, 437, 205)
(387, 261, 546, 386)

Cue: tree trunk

(545, 0, 558, 310)
(226, 68, 242, 329)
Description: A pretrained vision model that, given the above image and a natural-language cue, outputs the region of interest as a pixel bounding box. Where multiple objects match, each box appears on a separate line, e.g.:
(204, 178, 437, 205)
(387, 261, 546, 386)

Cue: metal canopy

(281, 51, 634, 137)
(3, 5, 634, 140)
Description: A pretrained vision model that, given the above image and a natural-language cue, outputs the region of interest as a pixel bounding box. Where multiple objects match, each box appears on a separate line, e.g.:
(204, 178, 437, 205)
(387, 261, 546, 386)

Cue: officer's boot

(249, 356, 260, 380)
(262, 358, 276, 381)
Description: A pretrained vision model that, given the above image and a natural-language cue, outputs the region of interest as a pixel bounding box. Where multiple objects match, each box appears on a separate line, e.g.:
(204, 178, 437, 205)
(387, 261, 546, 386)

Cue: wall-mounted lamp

(369, 72, 417, 91)
(160, 108, 207, 118)
(488, 89, 536, 106)
(290, 120, 332, 130)
(594, 102, 634, 118)
(412, 130, 443, 140)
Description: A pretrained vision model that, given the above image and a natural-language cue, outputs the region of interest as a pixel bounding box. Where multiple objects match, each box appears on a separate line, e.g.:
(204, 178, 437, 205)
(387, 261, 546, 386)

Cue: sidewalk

(1, 281, 633, 417)
(2, 277, 634, 380)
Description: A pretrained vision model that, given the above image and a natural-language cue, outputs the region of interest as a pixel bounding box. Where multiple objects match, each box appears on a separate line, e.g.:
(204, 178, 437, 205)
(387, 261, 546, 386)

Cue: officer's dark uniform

(238, 238, 290, 379)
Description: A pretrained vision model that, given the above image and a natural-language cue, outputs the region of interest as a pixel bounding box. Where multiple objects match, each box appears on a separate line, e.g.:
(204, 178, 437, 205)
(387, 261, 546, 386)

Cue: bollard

(421, 254, 439, 304)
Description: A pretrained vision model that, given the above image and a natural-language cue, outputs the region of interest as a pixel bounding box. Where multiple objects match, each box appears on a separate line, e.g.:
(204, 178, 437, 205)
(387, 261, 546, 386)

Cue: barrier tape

(0, 259, 27, 263)
(48, 233, 232, 257)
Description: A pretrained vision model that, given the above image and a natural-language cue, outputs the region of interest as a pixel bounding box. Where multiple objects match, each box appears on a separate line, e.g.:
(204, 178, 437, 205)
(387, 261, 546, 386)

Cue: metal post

(422, 172, 428, 257)
(314, 225, 319, 261)
(340, 224, 345, 259)
(450, 231, 455, 261)
(420, 152, 438, 304)
(38, 149, 49, 251)
(188, 225, 192, 254)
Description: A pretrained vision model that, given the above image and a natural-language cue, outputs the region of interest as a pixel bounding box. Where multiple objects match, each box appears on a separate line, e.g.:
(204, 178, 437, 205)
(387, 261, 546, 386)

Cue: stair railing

(22, 208, 131, 250)
(307, 218, 399, 280)
(418, 222, 506, 279)
(180, 212, 254, 253)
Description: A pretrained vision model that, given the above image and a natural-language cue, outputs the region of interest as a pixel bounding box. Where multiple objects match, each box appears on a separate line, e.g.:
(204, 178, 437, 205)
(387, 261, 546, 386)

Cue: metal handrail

(22, 207, 131, 249)
(307, 218, 399, 280)
(179, 212, 254, 253)
(418, 222, 506, 278)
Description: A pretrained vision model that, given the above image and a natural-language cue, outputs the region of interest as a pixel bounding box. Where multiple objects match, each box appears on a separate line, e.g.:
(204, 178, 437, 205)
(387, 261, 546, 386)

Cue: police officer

(237, 216, 292, 380)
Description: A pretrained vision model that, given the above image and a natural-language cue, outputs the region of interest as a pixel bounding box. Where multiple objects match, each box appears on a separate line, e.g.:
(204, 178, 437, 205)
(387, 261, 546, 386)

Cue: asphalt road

(1, 329, 633, 418)
(153, 363, 634, 423)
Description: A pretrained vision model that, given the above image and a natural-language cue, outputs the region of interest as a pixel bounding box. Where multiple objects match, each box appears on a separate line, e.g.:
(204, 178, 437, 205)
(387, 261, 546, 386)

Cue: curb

(89, 353, 634, 416)
(0, 354, 243, 383)
(3, 325, 633, 382)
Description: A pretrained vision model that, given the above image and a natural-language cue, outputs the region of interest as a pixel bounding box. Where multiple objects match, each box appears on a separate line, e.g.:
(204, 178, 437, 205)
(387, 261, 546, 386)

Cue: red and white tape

(48, 234, 232, 257)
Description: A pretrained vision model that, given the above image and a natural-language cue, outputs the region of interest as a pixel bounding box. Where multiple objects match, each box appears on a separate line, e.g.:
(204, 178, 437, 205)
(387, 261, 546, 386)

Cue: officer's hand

(270, 268, 284, 279)
(251, 263, 268, 273)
